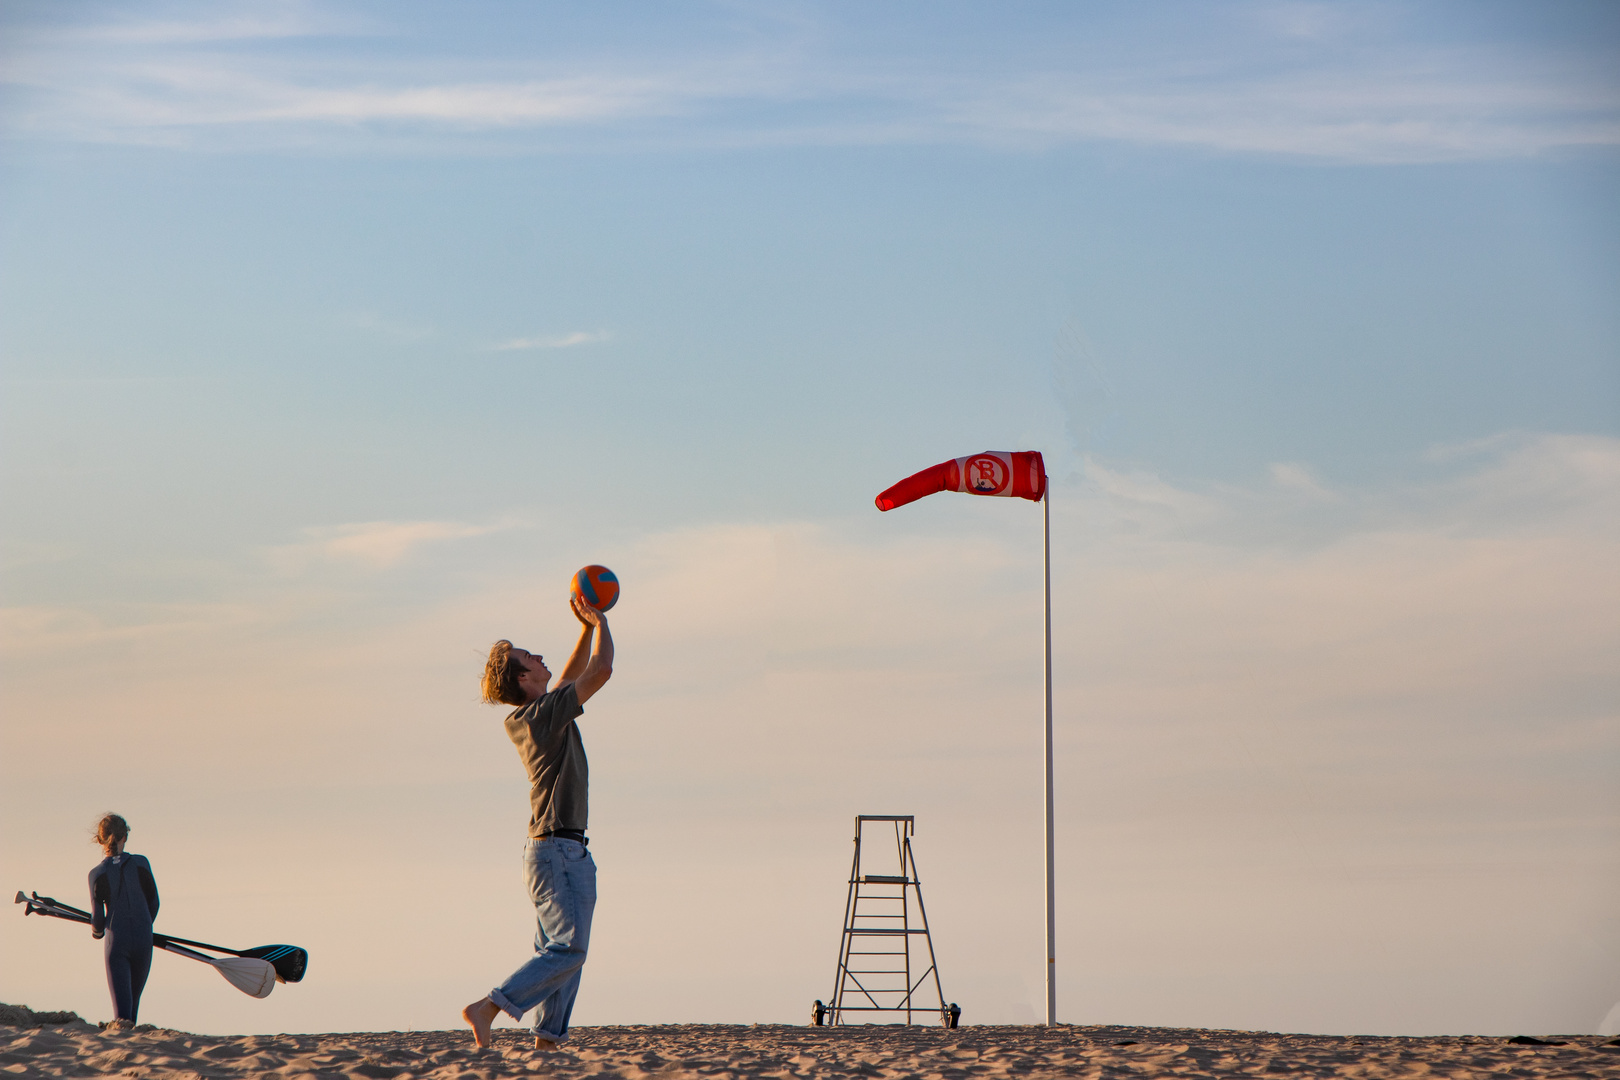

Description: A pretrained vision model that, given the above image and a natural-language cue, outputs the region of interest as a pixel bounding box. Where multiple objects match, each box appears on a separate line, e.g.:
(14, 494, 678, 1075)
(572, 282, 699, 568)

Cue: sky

(1, 0, 1617, 1039)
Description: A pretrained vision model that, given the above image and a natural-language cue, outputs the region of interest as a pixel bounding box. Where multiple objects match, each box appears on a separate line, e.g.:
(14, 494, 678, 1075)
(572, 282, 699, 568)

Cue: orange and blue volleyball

(571, 565, 620, 611)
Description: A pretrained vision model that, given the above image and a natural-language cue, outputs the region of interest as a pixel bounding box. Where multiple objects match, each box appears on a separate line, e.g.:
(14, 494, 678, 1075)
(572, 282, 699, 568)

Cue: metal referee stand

(813, 815, 960, 1028)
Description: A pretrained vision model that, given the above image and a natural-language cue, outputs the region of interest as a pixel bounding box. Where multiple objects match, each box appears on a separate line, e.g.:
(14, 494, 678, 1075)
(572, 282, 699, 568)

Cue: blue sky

(2, 1, 1617, 1037)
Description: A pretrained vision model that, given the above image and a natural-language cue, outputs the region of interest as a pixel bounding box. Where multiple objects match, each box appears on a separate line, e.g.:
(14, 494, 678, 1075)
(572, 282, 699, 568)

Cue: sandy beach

(4, 1012, 1616, 1080)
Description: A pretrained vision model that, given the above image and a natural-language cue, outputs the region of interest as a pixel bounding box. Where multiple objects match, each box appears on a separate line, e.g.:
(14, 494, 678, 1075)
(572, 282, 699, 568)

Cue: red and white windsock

(875, 451, 1047, 511)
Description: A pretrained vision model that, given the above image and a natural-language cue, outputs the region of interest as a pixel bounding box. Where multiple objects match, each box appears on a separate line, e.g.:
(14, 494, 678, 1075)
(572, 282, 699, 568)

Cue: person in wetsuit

(88, 813, 159, 1028)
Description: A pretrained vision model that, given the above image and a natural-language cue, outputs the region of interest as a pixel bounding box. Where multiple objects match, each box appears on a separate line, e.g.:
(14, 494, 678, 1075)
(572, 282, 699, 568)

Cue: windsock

(875, 451, 1046, 511)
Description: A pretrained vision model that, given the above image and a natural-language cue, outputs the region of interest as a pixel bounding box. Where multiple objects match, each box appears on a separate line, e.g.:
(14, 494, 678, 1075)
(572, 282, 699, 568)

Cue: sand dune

(3, 1016, 1617, 1079)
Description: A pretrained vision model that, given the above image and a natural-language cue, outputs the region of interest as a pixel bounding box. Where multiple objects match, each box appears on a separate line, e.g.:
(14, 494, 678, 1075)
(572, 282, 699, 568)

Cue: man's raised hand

(571, 593, 605, 627)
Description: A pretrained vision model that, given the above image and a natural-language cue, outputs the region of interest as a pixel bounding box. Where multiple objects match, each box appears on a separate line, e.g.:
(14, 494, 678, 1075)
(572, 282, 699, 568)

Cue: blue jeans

(489, 837, 597, 1042)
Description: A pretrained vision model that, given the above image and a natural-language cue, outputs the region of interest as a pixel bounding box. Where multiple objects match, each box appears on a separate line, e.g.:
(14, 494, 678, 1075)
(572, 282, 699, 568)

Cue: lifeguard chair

(812, 815, 960, 1027)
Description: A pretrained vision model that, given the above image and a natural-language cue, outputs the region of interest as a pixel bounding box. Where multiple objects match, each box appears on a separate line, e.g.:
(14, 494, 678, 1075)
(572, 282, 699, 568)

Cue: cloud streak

(491, 330, 611, 351)
(71, 11, 341, 46)
(268, 519, 498, 572)
(942, 66, 1620, 161)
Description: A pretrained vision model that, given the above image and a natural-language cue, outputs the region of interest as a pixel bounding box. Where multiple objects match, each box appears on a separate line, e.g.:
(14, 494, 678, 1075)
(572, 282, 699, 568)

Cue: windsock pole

(1043, 483, 1056, 1026)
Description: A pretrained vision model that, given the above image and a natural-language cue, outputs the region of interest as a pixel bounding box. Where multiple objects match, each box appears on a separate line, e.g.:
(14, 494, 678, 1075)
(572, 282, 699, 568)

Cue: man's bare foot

(461, 997, 500, 1049)
(534, 1035, 562, 1051)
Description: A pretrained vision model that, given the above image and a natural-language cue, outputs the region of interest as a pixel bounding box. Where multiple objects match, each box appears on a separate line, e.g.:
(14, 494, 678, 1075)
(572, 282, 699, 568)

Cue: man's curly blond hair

(481, 639, 528, 706)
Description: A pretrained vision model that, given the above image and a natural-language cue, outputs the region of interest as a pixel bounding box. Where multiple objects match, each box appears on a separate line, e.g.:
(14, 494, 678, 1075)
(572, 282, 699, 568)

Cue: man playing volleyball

(463, 594, 614, 1050)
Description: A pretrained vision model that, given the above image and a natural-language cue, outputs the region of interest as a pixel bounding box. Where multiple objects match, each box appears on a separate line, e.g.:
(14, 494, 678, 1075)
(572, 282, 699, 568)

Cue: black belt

(540, 829, 587, 845)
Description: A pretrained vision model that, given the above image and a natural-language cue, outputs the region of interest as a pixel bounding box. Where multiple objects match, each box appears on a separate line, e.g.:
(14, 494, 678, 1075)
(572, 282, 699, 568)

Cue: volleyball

(570, 564, 620, 612)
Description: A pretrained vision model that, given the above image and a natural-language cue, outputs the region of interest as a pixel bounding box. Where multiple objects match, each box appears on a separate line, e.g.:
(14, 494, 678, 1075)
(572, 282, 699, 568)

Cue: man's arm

(561, 596, 613, 705)
(555, 616, 594, 686)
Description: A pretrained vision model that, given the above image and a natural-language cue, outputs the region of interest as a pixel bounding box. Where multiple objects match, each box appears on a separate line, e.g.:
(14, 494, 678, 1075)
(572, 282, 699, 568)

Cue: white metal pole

(1043, 482, 1056, 1026)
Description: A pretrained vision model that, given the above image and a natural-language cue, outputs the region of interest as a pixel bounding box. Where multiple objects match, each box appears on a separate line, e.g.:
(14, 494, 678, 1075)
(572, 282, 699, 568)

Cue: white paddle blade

(214, 956, 276, 998)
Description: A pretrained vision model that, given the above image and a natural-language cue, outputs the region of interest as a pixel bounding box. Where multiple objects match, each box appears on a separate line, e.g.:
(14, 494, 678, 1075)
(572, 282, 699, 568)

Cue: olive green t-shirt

(503, 683, 587, 837)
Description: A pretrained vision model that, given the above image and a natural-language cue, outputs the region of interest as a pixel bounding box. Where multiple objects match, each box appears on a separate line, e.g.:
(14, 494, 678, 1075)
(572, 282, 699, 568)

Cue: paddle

(15, 891, 299, 997)
(158, 939, 277, 998)
(156, 936, 308, 984)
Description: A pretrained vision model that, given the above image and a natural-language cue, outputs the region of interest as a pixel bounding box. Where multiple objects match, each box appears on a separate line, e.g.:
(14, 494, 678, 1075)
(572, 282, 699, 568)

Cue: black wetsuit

(90, 853, 159, 1024)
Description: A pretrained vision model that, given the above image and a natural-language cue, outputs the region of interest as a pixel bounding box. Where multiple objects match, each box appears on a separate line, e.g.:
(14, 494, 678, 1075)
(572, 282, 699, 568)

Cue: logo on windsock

(875, 451, 1046, 511)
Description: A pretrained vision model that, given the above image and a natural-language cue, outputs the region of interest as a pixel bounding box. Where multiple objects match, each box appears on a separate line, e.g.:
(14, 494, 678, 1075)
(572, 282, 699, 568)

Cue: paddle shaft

(22, 890, 306, 984)
(22, 897, 222, 964)
(27, 893, 264, 957)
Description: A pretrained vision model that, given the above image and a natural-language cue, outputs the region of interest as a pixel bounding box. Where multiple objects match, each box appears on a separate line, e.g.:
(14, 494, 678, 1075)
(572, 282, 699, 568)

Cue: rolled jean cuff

(488, 987, 525, 1022)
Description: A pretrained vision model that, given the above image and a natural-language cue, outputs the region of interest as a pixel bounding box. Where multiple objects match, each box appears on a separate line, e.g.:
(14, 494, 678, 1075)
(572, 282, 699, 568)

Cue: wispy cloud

(3, 3, 1615, 162)
(1086, 432, 1620, 551)
(269, 519, 497, 572)
(74, 10, 342, 46)
(0, 601, 259, 652)
(41, 69, 685, 130)
(1267, 462, 1336, 500)
(942, 67, 1620, 161)
(491, 330, 611, 352)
